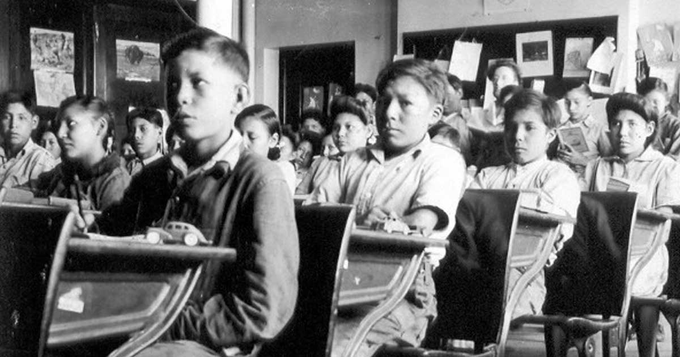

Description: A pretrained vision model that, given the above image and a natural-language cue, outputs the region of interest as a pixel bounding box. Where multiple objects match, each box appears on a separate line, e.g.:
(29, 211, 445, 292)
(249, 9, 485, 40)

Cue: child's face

(610, 109, 654, 161)
(332, 113, 368, 154)
(355, 92, 375, 115)
(294, 141, 314, 168)
(492, 66, 519, 99)
(240, 116, 277, 158)
(301, 118, 325, 136)
(40, 131, 61, 160)
(130, 117, 161, 159)
(504, 108, 556, 165)
(1, 103, 38, 152)
(376, 76, 442, 154)
(565, 90, 592, 121)
(165, 49, 247, 149)
(56, 105, 104, 162)
(322, 134, 338, 156)
(644, 90, 668, 116)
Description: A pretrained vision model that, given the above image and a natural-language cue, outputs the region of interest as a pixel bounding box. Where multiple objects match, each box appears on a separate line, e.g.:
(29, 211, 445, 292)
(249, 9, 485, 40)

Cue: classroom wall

(637, 0, 680, 26)
(397, 0, 639, 92)
(253, 0, 395, 108)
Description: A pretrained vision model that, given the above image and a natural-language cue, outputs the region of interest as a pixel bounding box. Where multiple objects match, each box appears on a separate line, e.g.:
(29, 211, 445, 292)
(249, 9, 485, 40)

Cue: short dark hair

(564, 81, 593, 97)
(606, 92, 658, 147)
(504, 89, 561, 129)
(499, 85, 524, 103)
(0, 90, 36, 115)
(299, 130, 323, 157)
(376, 59, 448, 105)
(126, 107, 164, 131)
(428, 122, 460, 148)
(637, 77, 669, 97)
(161, 26, 249, 82)
(354, 83, 377, 102)
(330, 95, 369, 125)
(445, 73, 463, 93)
(56, 95, 115, 150)
(486, 59, 522, 83)
(235, 104, 283, 160)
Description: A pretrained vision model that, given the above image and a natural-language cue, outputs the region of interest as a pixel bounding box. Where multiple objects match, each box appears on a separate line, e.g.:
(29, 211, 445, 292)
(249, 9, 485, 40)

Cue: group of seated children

(2, 24, 680, 357)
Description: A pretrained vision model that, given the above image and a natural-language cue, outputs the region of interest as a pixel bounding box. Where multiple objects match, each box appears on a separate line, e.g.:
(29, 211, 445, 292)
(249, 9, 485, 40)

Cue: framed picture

(327, 83, 344, 116)
(301, 86, 324, 114)
(516, 30, 554, 77)
(563, 37, 594, 78)
(115, 39, 161, 82)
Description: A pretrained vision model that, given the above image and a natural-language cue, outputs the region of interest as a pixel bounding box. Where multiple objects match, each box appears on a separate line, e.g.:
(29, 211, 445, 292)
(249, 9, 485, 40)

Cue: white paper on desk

(649, 62, 680, 96)
(637, 23, 674, 65)
(33, 70, 76, 108)
(449, 41, 482, 82)
(587, 37, 617, 74)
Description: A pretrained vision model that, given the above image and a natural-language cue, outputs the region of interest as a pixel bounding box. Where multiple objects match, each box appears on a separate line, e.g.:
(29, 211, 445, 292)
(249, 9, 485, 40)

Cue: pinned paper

(587, 37, 617, 74)
(516, 31, 554, 77)
(637, 23, 674, 65)
(30, 28, 74, 72)
(449, 41, 482, 82)
(563, 38, 594, 78)
(393, 53, 415, 62)
(34, 71, 76, 108)
(530, 79, 545, 93)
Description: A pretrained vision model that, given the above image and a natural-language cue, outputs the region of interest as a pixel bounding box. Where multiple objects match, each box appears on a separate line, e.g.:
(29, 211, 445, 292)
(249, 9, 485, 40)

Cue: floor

(504, 318, 673, 356)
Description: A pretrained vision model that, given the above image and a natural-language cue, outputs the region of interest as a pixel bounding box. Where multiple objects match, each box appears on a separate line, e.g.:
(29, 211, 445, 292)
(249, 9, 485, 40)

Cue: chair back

(260, 204, 355, 357)
(0, 203, 75, 357)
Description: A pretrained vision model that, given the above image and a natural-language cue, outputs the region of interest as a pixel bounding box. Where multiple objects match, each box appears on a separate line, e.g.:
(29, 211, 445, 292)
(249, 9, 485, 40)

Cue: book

(557, 126, 589, 153)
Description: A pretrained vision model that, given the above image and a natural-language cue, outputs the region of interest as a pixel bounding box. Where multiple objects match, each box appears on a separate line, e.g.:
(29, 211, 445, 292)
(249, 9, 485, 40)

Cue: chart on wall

(115, 39, 161, 82)
(516, 30, 554, 77)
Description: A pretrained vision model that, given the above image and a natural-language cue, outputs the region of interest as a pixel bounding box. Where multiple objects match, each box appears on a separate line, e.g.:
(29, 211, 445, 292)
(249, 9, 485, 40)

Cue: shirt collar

(169, 130, 244, 178)
(607, 145, 661, 163)
(509, 155, 549, 173)
(367, 134, 430, 164)
(141, 151, 163, 166)
(568, 114, 595, 128)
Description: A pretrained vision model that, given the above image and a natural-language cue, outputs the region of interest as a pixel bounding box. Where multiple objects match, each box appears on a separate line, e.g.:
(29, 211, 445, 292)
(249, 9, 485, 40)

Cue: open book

(557, 126, 589, 153)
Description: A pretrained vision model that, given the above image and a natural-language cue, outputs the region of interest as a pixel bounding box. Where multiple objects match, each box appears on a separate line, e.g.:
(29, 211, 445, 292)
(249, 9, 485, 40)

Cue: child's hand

(557, 143, 588, 167)
(358, 206, 392, 227)
(66, 204, 96, 232)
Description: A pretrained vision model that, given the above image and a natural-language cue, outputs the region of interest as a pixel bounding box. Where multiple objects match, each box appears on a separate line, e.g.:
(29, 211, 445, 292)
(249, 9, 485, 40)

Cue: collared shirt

(0, 139, 56, 190)
(309, 135, 467, 262)
(653, 112, 680, 161)
(471, 156, 580, 263)
(559, 114, 613, 161)
(126, 151, 164, 177)
(583, 146, 680, 296)
(169, 130, 244, 179)
(584, 146, 680, 209)
(295, 154, 341, 195)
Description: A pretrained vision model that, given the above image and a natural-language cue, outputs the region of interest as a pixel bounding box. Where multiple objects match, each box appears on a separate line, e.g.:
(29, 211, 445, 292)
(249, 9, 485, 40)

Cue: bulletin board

(402, 16, 618, 100)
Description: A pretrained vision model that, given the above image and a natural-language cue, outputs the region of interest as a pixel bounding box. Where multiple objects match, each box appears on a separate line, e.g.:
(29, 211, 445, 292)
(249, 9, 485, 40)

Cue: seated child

(39, 127, 62, 163)
(469, 89, 581, 316)
(321, 133, 339, 156)
(638, 76, 680, 160)
(558, 92, 680, 356)
(235, 104, 296, 194)
(428, 121, 461, 151)
(293, 129, 322, 185)
(485, 59, 522, 127)
(36, 95, 130, 211)
(296, 95, 371, 195)
(554, 82, 612, 173)
(441, 73, 472, 164)
(125, 107, 166, 177)
(300, 109, 326, 136)
(354, 83, 379, 144)
(0, 90, 56, 190)
(309, 58, 467, 356)
(102, 27, 299, 357)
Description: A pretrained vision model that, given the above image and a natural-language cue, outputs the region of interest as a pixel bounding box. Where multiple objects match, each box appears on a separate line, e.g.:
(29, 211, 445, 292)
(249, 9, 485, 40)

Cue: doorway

(279, 42, 355, 131)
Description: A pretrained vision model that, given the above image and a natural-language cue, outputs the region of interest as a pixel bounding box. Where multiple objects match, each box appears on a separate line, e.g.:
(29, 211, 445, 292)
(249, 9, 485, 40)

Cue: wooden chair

(374, 189, 573, 357)
(0, 203, 76, 357)
(259, 203, 356, 357)
(515, 192, 671, 357)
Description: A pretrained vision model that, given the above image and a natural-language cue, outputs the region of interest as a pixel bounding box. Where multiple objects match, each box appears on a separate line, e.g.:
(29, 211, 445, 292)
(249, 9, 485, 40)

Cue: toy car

(145, 222, 211, 246)
(372, 215, 421, 236)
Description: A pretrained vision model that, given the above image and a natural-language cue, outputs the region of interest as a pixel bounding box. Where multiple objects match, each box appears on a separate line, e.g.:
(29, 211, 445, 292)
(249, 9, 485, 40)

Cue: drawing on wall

(302, 86, 324, 113)
(34, 71, 76, 108)
(637, 23, 674, 65)
(516, 31, 554, 77)
(327, 83, 343, 116)
(563, 37, 594, 78)
(116, 39, 161, 82)
(30, 28, 75, 72)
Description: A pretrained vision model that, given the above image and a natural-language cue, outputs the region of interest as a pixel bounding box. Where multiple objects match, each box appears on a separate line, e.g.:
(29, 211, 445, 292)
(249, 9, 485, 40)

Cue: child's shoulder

(233, 150, 287, 182)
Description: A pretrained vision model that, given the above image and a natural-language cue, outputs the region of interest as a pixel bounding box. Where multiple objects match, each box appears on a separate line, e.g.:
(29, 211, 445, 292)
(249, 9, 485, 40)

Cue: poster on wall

(33, 70, 76, 108)
(483, 0, 530, 15)
(563, 37, 594, 78)
(449, 41, 483, 82)
(30, 28, 75, 72)
(301, 86, 324, 114)
(637, 23, 674, 65)
(327, 83, 343, 116)
(516, 30, 554, 77)
(115, 39, 161, 82)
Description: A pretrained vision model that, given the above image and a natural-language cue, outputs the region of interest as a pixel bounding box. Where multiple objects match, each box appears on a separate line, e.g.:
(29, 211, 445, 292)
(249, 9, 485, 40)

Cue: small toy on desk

(372, 213, 421, 235)
(145, 222, 211, 246)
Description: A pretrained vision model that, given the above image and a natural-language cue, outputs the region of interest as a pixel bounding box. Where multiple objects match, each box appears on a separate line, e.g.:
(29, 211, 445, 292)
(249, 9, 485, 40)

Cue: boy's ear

(546, 128, 558, 144)
(269, 132, 280, 148)
(95, 116, 108, 137)
(645, 120, 656, 138)
(30, 114, 39, 130)
(429, 104, 444, 125)
(231, 83, 251, 115)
